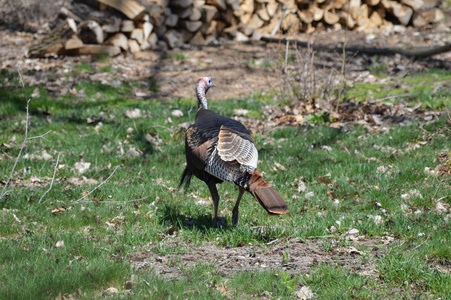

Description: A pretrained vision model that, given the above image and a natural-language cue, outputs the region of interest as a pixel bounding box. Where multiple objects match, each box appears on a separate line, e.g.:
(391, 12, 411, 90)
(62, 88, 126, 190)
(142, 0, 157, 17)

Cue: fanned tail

(247, 170, 288, 215)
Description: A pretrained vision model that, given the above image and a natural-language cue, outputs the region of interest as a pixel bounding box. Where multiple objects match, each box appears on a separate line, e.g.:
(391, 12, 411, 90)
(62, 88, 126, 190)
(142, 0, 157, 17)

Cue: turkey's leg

(232, 187, 245, 226)
(207, 182, 221, 227)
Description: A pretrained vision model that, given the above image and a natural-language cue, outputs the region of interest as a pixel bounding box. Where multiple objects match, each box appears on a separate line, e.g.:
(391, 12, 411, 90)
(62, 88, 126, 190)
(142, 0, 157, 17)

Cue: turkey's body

(180, 76, 288, 226)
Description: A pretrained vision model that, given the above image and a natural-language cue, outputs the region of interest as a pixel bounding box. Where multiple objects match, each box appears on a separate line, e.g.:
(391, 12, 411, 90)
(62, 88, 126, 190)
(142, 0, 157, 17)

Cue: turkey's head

(198, 76, 214, 91)
(196, 76, 214, 109)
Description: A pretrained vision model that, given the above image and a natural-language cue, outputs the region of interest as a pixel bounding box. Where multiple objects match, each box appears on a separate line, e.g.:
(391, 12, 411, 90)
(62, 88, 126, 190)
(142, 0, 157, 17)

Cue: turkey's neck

(196, 81, 208, 110)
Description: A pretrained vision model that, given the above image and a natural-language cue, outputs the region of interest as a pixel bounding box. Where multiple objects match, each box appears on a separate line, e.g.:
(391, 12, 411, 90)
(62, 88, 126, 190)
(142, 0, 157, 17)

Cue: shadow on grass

(159, 203, 228, 231)
(158, 203, 287, 244)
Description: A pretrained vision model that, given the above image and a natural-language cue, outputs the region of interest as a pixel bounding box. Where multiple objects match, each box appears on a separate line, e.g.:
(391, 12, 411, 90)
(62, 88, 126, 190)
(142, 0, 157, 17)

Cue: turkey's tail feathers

(247, 170, 288, 215)
(179, 167, 193, 190)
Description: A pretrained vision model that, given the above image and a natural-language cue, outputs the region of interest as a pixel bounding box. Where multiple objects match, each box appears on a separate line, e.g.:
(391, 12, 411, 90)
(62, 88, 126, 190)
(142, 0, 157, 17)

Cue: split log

(419, 8, 444, 23)
(128, 39, 141, 53)
(248, 13, 264, 29)
(138, 21, 154, 41)
(201, 5, 218, 23)
(365, 0, 380, 5)
(190, 31, 206, 45)
(389, 2, 413, 25)
(172, 0, 193, 8)
(177, 7, 194, 19)
(412, 12, 427, 27)
(257, 8, 270, 21)
(267, 2, 278, 17)
(180, 29, 194, 42)
(68, 45, 121, 56)
(235, 32, 249, 41)
(185, 20, 203, 32)
(163, 30, 183, 48)
(165, 14, 179, 27)
(324, 10, 339, 25)
(201, 20, 217, 35)
(130, 28, 144, 44)
(104, 33, 129, 51)
(206, 0, 226, 10)
(298, 10, 313, 24)
(189, 7, 202, 21)
(401, 0, 424, 10)
(281, 13, 300, 32)
(240, 0, 254, 14)
(28, 18, 77, 57)
(121, 20, 135, 32)
(148, 32, 159, 48)
(65, 35, 84, 50)
(369, 11, 383, 26)
(102, 17, 121, 33)
(309, 5, 324, 21)
(238, 23, 254, 36)
(98, 0, 146, 20)
(240, 13, 252, 24)
(332, 0, 347, 9)
(79, 20, 104, 44)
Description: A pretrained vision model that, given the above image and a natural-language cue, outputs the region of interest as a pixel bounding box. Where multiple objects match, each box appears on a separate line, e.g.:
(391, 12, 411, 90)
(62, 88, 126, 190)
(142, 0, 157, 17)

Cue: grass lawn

(0, 67, 450, 299)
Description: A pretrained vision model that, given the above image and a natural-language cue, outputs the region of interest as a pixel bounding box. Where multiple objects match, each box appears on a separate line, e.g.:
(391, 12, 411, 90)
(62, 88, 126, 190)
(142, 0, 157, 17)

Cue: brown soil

(2, 27, 451, 102)
(130, 236, 382, 280)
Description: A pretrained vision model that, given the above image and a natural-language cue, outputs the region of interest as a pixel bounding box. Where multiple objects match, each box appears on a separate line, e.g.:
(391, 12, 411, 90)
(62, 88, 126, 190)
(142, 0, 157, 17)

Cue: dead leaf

(401, 189, 423, 201)
(74, 160, 91, 174)
(102, 287, 119, 295)
(291, 177, 307, 193)
(233, 108, 250, 116)
(125, 108, 142, 119)
(435, 201, 448, 214)
(345, 228, 359, 236)
(55, 240, 65, 248)
(273, 162, 286, 171)
(171, 109, 184, 117)
(125, 147, 142, 157)
(30, 175, 42, 183)
(340, 246, 363, 255)
(31, 88, 40, 98)
(296, 286, 313, 299)
(52, 208, 66, 214)
(66, 176, 98, 186)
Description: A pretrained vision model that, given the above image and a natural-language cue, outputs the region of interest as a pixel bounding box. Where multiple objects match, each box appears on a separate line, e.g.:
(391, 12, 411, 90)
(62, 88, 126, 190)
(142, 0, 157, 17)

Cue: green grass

(347, 68, 451, 108)
(0, 69, 450, 299)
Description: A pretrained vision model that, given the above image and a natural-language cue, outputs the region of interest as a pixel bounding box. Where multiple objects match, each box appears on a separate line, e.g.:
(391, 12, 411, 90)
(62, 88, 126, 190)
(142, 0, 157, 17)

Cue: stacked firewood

(29, 0, 445, 57)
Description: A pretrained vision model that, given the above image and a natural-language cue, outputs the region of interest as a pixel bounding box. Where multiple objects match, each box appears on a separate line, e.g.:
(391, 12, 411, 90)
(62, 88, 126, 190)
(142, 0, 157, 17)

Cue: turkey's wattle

(180, 76, 288, 226)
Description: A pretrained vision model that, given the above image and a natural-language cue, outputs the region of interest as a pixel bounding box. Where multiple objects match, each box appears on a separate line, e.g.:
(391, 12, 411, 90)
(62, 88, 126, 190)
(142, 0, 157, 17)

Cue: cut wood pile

(29, 0, 446, 57)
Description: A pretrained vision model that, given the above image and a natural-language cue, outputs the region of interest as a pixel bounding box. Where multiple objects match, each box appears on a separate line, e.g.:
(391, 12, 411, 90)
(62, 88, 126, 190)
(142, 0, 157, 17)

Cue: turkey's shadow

(160, 204, 232, 231)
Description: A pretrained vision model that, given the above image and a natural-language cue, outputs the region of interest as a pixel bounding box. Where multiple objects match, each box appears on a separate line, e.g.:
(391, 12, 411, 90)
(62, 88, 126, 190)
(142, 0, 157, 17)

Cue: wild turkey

(180, 76, 288, 226)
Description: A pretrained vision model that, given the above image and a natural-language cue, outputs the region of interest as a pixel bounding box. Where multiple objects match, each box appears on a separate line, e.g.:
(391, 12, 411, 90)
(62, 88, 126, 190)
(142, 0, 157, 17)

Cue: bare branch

(73, 195, 151, 204)
(73, 165, 120, 202)
(28, 130, 53, 140)
(38, 154, 61, 204)
(261, 37, 451, 58)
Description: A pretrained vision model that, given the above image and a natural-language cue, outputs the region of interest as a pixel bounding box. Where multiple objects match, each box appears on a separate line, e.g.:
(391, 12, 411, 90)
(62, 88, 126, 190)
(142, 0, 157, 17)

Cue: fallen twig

(38, 153, 61, 204)
(373, 93, 420, 103)
(260, 37, 451, 58)
(73, 165, 120, 202)
(74, 195, 151, 204)
(28, 130, 52, 140)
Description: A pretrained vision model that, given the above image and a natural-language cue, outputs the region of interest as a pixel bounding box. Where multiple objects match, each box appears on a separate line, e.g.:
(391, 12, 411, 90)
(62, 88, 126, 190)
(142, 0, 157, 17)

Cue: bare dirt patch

(2, 27, 451, 101)
(130, 236, 382, 279)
